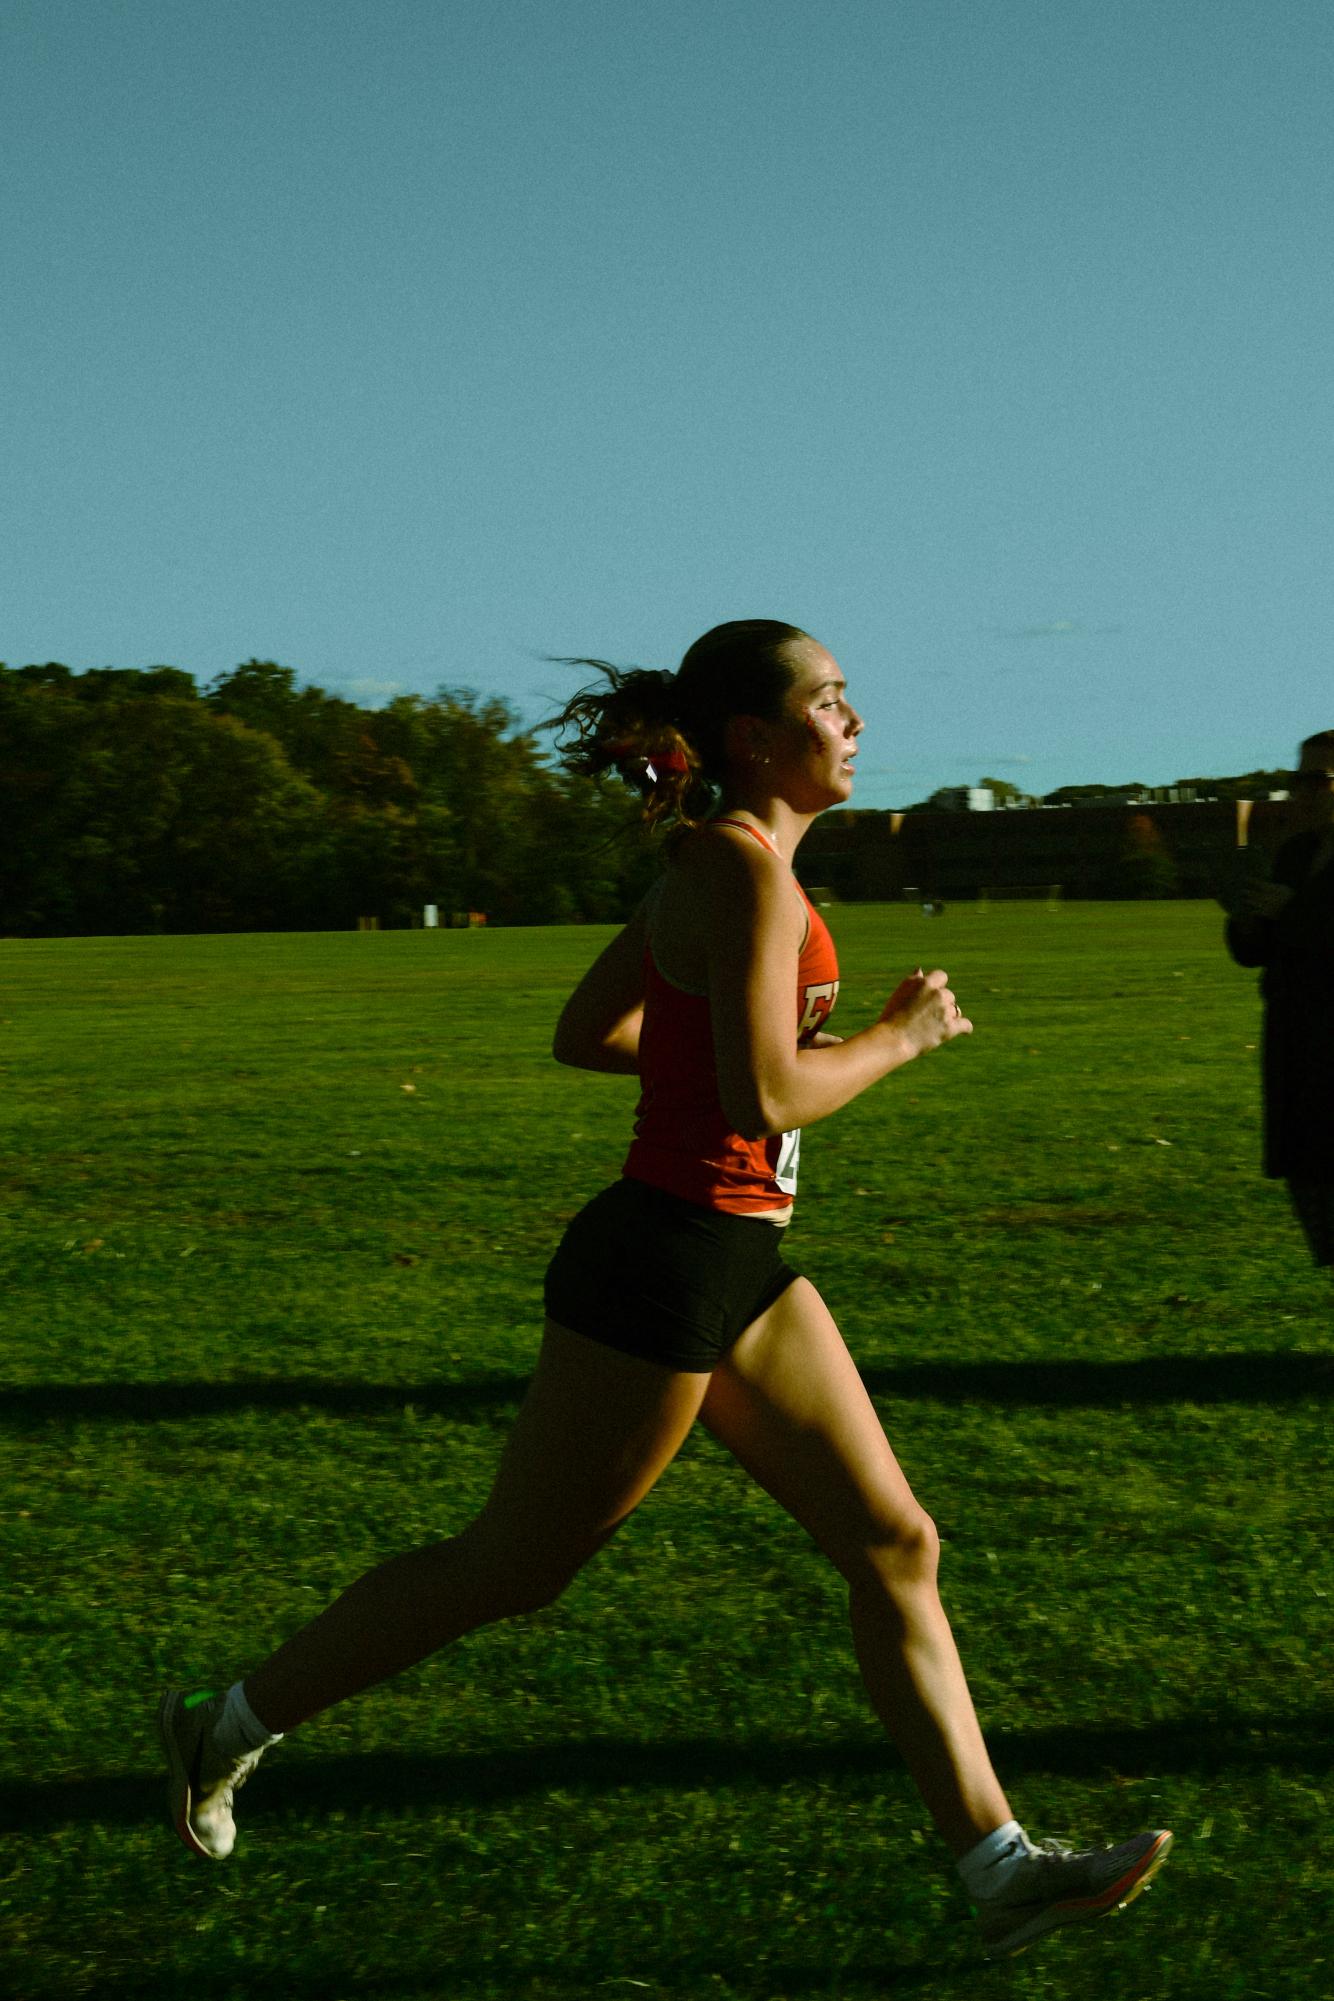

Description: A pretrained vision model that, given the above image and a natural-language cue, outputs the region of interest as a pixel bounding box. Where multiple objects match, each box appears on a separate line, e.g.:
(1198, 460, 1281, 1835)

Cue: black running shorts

(543, 1177, 801, 1371)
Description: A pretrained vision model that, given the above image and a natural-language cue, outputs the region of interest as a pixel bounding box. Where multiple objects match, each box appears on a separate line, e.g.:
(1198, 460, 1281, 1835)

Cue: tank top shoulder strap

(711, 815, 780, 858)
(710, 817, 811, 945)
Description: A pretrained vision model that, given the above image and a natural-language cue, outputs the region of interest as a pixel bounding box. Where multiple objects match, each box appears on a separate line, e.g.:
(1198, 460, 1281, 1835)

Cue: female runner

(159, 619, 1171, 1956)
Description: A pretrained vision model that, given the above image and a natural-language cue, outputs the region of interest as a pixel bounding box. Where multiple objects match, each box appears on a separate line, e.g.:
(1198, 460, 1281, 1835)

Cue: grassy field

(1, 902, 1330, 2001)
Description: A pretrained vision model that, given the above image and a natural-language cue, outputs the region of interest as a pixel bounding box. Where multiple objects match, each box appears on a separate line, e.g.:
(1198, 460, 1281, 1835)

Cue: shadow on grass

(6, 1705, 1331, 1838)
(861, 1350, 1334, 1407)
(28, 1951, 953, 2001)
(1, 1351, 1330, 1428)
(0, 1374, 526, 1425)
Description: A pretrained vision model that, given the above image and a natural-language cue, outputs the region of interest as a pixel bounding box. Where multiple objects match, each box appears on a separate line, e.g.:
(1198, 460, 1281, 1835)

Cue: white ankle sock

(957, 1820, 1035, 1901)
(212, 1680, 283, 1763)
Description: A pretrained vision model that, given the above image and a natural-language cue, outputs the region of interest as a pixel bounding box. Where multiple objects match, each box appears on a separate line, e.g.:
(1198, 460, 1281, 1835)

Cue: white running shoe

(158, 1687, 268, 1860)
(975, 1828, 1173, 1957)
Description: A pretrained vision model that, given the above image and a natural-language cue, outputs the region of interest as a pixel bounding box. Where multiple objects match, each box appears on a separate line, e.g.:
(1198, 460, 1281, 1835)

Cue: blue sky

(5, 0, 1332, 803)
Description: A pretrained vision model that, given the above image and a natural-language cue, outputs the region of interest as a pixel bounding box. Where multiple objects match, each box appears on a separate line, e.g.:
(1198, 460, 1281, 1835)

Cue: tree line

(2, 659, 1299, 936)
(0, 661, 659, 936)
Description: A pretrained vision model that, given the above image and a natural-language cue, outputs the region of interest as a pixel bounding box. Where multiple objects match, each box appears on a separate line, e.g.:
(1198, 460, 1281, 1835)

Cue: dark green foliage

(0, 662, 655, 935)
(0, 666, 324, 934)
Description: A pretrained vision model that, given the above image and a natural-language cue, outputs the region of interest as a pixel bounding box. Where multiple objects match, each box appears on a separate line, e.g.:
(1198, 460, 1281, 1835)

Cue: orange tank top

(622, 818, 840, 1216)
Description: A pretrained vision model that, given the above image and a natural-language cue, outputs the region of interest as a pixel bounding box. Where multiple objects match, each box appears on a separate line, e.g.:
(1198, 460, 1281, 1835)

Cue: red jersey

(622, 818, 840, 1215)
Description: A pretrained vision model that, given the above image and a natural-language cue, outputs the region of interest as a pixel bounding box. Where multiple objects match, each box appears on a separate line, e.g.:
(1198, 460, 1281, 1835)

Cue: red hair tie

(603, 740, 688, 789)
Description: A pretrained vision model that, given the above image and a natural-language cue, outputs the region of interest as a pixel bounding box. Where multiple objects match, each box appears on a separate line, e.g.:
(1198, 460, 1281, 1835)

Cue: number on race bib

(775, 1127, 801, 1195)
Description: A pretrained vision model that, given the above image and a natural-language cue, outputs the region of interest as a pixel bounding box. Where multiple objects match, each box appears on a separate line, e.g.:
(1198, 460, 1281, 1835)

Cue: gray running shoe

(158, 1687, 267, 1860)
(975, 1828, 1173, 1957)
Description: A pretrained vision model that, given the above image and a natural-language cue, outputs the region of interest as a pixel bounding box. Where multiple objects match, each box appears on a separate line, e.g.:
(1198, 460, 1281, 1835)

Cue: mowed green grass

(1, 903, 1330, 2001)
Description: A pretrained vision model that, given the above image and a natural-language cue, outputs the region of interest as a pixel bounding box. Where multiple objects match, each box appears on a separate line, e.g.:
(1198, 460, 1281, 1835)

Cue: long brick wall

(797, 798, 1292, 901)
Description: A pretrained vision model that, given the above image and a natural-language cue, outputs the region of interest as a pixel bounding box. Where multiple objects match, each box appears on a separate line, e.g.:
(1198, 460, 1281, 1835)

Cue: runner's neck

(713, 813, 783, 857)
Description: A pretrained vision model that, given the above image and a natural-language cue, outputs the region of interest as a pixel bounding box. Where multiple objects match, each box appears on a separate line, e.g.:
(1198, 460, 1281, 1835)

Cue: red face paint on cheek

(802, 711, 825, 751)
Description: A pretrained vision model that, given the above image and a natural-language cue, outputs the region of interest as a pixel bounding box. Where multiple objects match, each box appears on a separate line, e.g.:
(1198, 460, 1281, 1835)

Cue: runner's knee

(495, 1553, 585, 1617)
(460, 1516, 598, 1618)
(839, 1504, 941, 1595)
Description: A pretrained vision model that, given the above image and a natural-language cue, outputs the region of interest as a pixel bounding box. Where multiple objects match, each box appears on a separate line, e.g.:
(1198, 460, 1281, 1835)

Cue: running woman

(159, 620, 1171, 1957)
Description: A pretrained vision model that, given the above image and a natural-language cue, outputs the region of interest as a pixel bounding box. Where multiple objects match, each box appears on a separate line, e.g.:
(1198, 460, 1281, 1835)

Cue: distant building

(928, 786, 994, 813)
(1061, 784, 1213, 807)
(1060, 789, 1148, 808)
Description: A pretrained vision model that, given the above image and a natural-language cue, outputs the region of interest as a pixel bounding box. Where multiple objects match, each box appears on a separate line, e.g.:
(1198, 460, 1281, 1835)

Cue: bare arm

(704, 837, 970, 1139)
(551, 897, 650, 1074)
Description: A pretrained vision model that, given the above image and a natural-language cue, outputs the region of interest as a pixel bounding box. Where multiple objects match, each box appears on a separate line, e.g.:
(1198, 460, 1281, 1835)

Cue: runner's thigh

(698, 1278, 927, 1568)
(478, 1319, 711, 1556)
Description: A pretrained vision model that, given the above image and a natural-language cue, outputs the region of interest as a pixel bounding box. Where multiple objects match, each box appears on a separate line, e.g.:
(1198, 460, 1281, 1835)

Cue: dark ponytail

(547, 659, 710, 831)
(548, 619, 810, 833)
